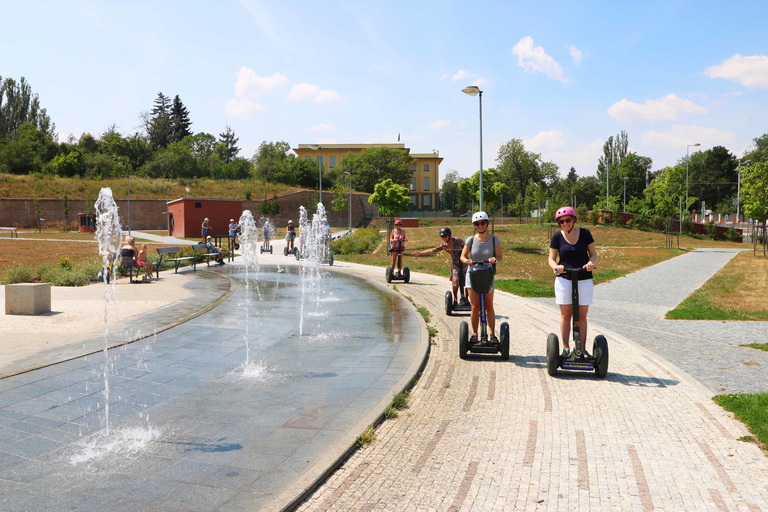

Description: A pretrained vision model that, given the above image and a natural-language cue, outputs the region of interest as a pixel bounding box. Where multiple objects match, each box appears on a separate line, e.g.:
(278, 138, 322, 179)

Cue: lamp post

(462, 85, 483, 211)
(309, 144, 323, 203)
(737, 159, 751, 225)
(344, 171, 352, 232)
(623, 176, 628, 213)
(605, 162, 610, 210)
(686, 143, 700, 212)
(127, 175, 137, 236)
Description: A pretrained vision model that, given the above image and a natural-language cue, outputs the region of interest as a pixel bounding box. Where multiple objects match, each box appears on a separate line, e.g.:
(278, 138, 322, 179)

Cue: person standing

(228, 219, 239, 248)
(201, 218, 210, 243)
(389, 220, 407, 276)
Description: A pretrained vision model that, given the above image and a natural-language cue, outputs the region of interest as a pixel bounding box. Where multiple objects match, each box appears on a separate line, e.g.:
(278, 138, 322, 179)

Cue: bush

(681, 217, 694, 236)
(633, 215, 651, 231)
(575, 204, 589, 222)
(651, 215, 666, 232)
(705, 221, 718, 239)
(588, 209, 599, 225)
(1, 259, 101, 286)
(726, 226, 741, 242)
(330, 228, 382, 255)
(2, 264, 36, 284)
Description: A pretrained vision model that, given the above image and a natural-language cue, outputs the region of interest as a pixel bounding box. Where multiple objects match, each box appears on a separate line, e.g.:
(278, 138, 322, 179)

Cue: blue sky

(4, 0, 767, 180)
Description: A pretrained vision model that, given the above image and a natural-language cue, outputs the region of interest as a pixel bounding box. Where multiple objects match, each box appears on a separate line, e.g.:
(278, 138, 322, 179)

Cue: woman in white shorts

(547, 206, 598, 359)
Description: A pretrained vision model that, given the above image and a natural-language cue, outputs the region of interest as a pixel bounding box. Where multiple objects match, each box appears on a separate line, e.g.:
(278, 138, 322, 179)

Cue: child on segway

(412, 227, 468, 306)
(389, 219, 407, 277)
(285, 220, 296, 254)
(460, 212, 502, 344)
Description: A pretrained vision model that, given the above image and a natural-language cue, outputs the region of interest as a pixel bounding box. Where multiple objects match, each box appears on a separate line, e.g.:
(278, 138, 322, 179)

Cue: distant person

(137, 243, 154, 279)
(412, 227, 467, 306)
(389, 220, 407, 276)
(320, 220, 331, 257)
(286, 220, 296, 251)
(547, 206, 597, 359)
(201, 218, 210, 243)
(262, 220, 272, 250)
(120, 236, 137, 261)
(206, 235, 225, 265)
(228, 219, 239, 247)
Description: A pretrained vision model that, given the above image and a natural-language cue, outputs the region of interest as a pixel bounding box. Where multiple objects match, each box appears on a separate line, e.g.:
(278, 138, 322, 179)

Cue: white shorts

(554, 276, 593, 306)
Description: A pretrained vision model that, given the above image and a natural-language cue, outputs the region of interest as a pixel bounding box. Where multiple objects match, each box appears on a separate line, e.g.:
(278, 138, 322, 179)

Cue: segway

(386, 242, 409, 283)
(459, 262, 509, 360)
(546, 268, 608, 378)
(260, 244, 273, 254)
(445, 285, 471, 316)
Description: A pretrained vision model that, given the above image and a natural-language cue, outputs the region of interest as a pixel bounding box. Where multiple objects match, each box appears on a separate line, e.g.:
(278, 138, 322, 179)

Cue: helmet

(472, 211, 489, 224)
(439, 227, 451, 238)
(206, 235, 212, 239)
(230, 219, 234, 222)
(394, 219, 402, 226)
(555, 206, 577, 222)
(288, 220, 293, 224)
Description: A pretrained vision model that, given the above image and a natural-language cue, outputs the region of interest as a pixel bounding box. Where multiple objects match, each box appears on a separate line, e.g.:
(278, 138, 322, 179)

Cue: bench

(117, 250, 146, 283)
(157, 246, 197, 274)
(0, 227, 18, 238)
(197, 243, 224, 266)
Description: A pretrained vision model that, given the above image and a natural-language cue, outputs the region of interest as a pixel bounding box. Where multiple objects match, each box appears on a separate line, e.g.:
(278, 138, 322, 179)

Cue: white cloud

(524, 129, 567, 152)
(607, 94, 708, 123)
(568, 45, 583, 65)
(450, 69, 471, 81)
(703, 54, 768, 88)
(430, 120, 452, 129)
(442, 69, 487, 86)
(287, 83, 342, 103)
(234, 67, 288, 98)
(640, 124, 736, 150)
(511, 36, 569, 84)
(225, 99, 264, 120)
(310, 123, 337, 132)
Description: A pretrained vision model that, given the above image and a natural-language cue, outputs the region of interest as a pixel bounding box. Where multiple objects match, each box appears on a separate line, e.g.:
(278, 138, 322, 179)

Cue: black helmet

(439, 227, 451, 238)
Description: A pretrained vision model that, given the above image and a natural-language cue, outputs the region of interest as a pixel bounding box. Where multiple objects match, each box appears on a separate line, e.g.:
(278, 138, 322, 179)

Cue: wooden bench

(198, 242, 225, 266)
(157, 246, 197, 274)
(0, 227, 18, 238)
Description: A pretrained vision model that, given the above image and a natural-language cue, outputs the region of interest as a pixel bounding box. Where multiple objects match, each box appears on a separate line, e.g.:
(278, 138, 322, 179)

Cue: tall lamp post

(737, 159, 751, 225)
(127, 175, 137, 236)
(309, 144, 323, 203)
(343, 171, 352, 232)
(462, 85, 483, 211)
(686, 143, 700, 212)
(623, 176, 628, 213)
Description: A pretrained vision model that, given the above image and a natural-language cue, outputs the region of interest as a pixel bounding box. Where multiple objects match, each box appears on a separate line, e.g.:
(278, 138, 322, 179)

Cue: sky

(3, 0, 768, 181)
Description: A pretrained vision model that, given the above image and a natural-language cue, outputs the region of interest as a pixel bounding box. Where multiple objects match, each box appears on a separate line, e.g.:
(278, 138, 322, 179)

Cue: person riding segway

(411, 227, 469, 315)
(546, 206, 608, 377)
(284, 220, 297, 256)
(458, 212, 509, 360)
(386, 219, 409, 283)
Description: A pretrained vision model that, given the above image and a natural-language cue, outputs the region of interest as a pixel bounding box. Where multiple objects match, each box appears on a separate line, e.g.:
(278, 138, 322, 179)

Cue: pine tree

(170, 95, 192, 143)
(218, 125, 240, 163)
(148, 92, 172, 149)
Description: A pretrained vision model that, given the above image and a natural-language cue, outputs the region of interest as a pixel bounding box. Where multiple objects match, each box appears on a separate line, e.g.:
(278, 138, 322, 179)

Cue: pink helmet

(555, 206, 577, 221)
(394, 219, 402, 226)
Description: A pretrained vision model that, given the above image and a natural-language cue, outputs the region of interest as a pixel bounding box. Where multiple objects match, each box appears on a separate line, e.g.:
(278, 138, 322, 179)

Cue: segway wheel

(403, 267, 410, 283)
(500, 322, 510, 361)
(270, 245, 273, 254)
(295, 249, 300, 261)
(386, 267, 393, 283)
(459, 321, 469, 360)
(260, 247, 263, 254)
(284, 247, 288, 256)
(445, 291, 453, 316)
(593, 335, 609, 378)
(328, 254, 334, 266)
(546, 333, 559, 376)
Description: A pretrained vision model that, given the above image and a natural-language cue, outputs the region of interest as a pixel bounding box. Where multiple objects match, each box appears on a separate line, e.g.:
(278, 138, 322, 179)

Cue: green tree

(597, 130, 629, 197)
(368, 179, 410, 228)
(0, 76, 55, 139)
(253, 141, 292, 183)
(331, 181, 349, 213)
(644, 165, 687, 218)
(218, 125, 240, 163)
(496, 138, 557, 201)
(618, 153, 653, 202)
(0, 122, 58, 173)
(684, 146, 737, 213)
(62, 194, 69, 231)
(45, 150, 84, 177)
(741, 162, 768, 229)
(457, 168, 507, 213)
(170, 95, 193, 143)
(147, 92, 172, 149)
(440, 170, 460, 210)
(339, 146, 414, 193)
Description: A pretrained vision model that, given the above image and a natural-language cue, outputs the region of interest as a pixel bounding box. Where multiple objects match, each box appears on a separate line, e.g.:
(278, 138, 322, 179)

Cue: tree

(440, 170, 461, 210)
(597, 130, 629, 197)
(331, 181, 348, 213)
(218, 125, 240, 164)
(457, 168, 507, 214)
(0, 122, 58, 173)
(741, 161, 768, 227)
(368, 178, 410, 233)
(338, 146, 414, 193)
(0, 76, 55, 139)
(253, 141, 292, 183)
(573, 175, 601, 210)
(644, 165, 687, 218)
(147, 92, 172, 149)
(684, 146, 737, 213)
(170, 95, 193, 143)
(618, 153, 653, 202)
(496, 138, 557, 201)
(743, 133, 768, 164)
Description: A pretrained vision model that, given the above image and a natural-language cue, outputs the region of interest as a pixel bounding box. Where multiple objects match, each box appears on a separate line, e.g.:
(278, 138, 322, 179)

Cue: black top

(550, 228, 594, 280)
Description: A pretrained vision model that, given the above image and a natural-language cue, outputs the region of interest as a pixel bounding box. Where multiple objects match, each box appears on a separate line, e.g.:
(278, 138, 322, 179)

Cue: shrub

(575, 204, 589, 222)
(244, 188, 252, 200)
(330, 228, 382, 255)
(420, 219, 433, 227)
(57, 257, 73, 270)
(651, 215, 666, 232)
(726, 226, 740, 242)
(1, 259, 101, 286)
(633, 215, 651, 231)
(2, 264, 36, 284)
(705, 221, 717, 239)
(681, 217, 694, 236)
(588, 208, 599, 225)
(625, 219, 635, 229)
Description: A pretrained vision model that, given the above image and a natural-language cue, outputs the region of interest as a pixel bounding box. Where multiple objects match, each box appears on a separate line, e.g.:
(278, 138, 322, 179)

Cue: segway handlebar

(561, 267, 593, 279)
(469, 260, 497, 274)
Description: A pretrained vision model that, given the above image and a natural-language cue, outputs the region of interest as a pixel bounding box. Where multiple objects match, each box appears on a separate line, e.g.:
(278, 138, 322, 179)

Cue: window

(330, 156, 336, 168)
(423, 164, 430, 172)
(410, 195, 417, 206)
(424, 177, 429, 191)
(305, 157, 310, 161)
(423, 195, 431, 207)
(410, 178, 416, 191)
(195, 202, 202, 208)
(410, 164, 416, 172)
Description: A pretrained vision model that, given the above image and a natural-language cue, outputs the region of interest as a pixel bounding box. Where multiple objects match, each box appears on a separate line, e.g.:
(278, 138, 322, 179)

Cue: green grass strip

(496, 279, 554, 297)
(712, 393, 768, 451)
(741, 343, 768, 352)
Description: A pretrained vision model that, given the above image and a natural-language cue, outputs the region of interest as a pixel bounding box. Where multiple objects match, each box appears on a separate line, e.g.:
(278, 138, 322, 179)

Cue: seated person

(206, 235, 225, 265)
(137, 243, 154, 279)
(120, 237, 137, 263)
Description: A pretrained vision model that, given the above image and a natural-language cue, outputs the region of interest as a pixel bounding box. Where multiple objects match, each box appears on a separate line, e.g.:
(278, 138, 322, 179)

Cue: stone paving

(298, 257, 768, 511)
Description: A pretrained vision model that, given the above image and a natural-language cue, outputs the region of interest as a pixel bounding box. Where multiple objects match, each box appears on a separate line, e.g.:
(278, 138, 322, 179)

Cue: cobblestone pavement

(298, 258, 768, 511)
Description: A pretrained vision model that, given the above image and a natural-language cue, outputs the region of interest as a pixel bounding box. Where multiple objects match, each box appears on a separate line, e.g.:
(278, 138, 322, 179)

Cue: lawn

(665, 250, 768, 321)
(712, 393, 768, 451)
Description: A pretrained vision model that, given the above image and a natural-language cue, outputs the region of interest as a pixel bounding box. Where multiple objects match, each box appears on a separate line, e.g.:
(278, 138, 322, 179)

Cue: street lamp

(737, 159, 751, 225)
(462, 85, 483, 211)
(343, 171, 352, 232)
(309, 144, 323, 203)
(127, 175, 137, 236)
(686, 143, 700, 212)
(623, 176, 628, 213)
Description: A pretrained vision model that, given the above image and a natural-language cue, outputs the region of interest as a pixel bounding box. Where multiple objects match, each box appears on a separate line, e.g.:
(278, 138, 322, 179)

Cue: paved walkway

(298, 250, 768, 511)
(533, 248, 768, 394)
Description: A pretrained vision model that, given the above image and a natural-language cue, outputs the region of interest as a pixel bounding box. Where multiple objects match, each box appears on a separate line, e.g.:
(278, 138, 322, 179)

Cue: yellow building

(292, 143, 443, 210)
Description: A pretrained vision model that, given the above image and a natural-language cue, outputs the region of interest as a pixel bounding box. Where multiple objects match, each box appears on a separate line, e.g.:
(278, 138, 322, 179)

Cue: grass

(741, 344, 768, 352)
(666, 251, 768, 321)
(392, 389, 410, 410)
(712, 393, 768, 451)
(356, 425, 376, 448)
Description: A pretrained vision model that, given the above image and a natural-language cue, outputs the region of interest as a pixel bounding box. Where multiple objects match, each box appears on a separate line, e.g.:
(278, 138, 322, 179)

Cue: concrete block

(5, 283, 51, 315)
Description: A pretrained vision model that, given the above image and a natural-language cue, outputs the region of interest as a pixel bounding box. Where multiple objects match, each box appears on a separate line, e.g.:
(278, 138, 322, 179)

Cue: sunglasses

(473, 220, 488, 226)
(440, 234, 449, 238)
(558, 218, 574, 225)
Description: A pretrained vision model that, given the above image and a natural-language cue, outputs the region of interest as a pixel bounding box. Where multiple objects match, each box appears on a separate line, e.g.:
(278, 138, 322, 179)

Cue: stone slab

(4, 283, 51, 315)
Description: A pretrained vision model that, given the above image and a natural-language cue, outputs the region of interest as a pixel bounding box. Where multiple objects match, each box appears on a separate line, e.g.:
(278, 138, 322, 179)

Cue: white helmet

(472, 211, 489, 224)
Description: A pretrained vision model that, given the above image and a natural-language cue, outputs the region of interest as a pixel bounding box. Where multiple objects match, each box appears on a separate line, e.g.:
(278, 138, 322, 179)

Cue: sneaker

(219, 260, 225, 265)
(490, 335, 499, 344)
(561, 349, 570, 359)
(469, 334, 478, 344)
(459, 298, 469, 307)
